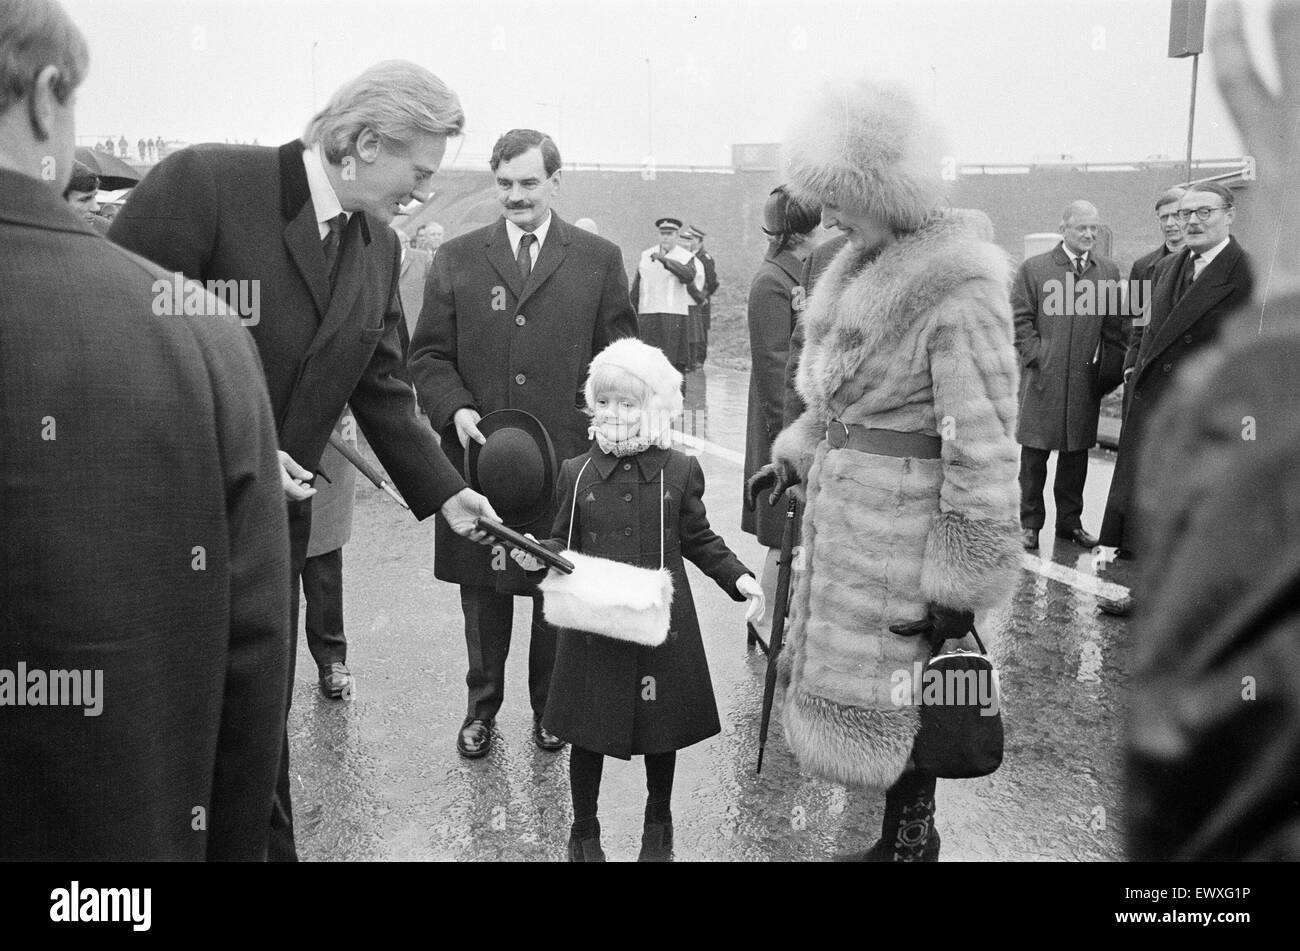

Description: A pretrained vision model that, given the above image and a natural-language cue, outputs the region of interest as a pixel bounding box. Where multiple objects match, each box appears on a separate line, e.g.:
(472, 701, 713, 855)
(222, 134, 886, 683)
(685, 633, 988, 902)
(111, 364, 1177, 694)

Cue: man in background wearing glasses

(1100, 181, 1253, 572)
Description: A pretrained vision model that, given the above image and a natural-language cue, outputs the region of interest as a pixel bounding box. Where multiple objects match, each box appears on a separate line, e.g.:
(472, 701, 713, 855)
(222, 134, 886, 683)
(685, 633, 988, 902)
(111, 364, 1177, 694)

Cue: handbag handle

(565, 456, 664, 570)
(566, 457, 593, 550)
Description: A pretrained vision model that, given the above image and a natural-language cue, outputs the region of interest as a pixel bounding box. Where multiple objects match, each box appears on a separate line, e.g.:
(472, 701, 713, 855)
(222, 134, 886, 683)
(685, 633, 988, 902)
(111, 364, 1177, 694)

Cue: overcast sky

(64, 0, 1281, 168)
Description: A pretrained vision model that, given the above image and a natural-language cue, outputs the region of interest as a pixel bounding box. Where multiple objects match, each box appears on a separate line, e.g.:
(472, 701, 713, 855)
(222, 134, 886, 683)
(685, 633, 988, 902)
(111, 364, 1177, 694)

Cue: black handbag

(906, 627, 1004, 779)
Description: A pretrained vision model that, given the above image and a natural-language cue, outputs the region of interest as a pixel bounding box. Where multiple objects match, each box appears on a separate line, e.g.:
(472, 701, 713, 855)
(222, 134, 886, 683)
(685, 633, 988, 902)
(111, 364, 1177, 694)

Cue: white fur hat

(783, 76, 948, 233)
(585, 338, 683, 448)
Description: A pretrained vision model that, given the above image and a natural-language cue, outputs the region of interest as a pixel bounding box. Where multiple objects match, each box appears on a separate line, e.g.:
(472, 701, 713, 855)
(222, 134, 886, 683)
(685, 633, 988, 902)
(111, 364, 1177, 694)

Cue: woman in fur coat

(749, 78, 1022, 861)
(513, 338, 764, 862)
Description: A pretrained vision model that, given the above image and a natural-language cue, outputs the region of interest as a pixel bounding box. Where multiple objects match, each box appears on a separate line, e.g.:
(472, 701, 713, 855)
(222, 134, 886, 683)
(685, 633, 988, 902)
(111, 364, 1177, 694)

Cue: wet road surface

(290, 365, 1132, 861)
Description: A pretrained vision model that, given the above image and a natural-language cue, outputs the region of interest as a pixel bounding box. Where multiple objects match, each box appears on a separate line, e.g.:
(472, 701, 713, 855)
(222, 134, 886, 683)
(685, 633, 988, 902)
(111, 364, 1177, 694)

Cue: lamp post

(646, 57, 654, 160)
(1167, 0, 1207, 183)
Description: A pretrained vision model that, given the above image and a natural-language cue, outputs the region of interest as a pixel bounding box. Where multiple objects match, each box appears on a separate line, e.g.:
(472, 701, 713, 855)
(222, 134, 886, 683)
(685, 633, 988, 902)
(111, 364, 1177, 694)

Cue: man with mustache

(409, 129, 637, 760)
(1100, 181, 1253, 566)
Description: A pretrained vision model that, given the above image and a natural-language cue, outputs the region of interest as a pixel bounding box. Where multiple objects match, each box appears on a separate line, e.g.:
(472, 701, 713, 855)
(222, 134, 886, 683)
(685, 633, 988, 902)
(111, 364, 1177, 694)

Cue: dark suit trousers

(303, 547, 347, 668)
(1019, 446, 1089, 532)
(269, 498, 313, 863)
(461, 585, 556, 722)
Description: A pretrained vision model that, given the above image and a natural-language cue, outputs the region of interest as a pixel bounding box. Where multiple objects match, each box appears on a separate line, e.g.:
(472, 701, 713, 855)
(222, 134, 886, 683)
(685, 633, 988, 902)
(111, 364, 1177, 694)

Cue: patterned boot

(860, 771, 940, 862)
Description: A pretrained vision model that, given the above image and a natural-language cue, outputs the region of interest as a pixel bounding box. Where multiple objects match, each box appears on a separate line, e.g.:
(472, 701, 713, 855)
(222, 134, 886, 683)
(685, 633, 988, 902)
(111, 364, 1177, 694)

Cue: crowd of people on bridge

(3, 0, 1298, 864)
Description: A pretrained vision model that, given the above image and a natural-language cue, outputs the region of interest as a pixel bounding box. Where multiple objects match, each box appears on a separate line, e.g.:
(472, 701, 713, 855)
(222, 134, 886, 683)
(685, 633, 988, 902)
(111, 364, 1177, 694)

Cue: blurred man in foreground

(1126, 0, 1300, 861)
(0, 0, 289, 860)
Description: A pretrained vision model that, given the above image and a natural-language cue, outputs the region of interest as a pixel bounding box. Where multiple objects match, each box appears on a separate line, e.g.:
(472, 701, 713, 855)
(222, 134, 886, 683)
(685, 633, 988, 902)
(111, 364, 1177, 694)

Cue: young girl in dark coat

(512, 338, 764, 862)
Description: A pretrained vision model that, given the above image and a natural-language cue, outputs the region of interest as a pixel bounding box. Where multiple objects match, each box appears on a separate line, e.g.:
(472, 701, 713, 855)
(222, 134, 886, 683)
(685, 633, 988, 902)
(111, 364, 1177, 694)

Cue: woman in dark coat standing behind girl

(741, 187, 820, 639)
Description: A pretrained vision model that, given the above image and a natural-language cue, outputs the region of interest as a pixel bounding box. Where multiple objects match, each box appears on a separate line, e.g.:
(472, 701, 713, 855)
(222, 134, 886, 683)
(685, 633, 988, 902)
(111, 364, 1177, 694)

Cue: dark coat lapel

(768, 247, 804, 284)
(1145, 238, 1244, 366)
(518, 215, 571, 310)
(485, 218, 524, 299)
(304, 212, 372, 363)
(278, 140, 331, 319)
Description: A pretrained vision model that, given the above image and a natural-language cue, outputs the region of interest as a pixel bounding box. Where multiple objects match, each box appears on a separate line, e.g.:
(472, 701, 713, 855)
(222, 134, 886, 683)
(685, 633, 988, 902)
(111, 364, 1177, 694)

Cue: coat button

(515, 315, 526, 326)
(624, 493, 633, 502)
(1162, 363, 1172, 373)
(624, 527, 633, 536)
(515, 373, 526, 385)
(1184, 334, 1192, 344)
(622, 462, 631, 470)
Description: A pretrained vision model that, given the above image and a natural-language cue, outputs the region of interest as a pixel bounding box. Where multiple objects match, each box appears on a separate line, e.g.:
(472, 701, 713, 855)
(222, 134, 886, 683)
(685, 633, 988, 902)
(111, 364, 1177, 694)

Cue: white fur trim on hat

(783, 76, 949, 233)
(585, 338, 683, 448)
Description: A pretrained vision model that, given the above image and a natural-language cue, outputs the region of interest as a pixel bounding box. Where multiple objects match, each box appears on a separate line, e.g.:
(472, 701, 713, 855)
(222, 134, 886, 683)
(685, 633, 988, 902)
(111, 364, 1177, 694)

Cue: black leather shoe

(1097, 593, 1133, 616)
(1056, 527, 1099, 548)
(318, 662, 352, 699)
(637, 821, 674, 862)
(1021, 528, 1039, 551)
(533, 716, 565, 752)
(457, 718, 493, 759)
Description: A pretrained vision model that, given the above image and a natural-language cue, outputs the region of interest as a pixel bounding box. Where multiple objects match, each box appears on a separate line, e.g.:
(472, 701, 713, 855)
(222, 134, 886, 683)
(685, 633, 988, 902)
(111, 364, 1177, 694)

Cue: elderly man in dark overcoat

(1, 0, 287, 860)
(111, 60, 497, 861)
(409, 129, 637, 760)
(1012, 200, 1126, 551)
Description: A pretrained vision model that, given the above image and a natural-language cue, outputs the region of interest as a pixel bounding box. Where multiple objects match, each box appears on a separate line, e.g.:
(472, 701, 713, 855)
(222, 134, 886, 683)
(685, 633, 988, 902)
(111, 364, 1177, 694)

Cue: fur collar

(796, 209, 1011, 417)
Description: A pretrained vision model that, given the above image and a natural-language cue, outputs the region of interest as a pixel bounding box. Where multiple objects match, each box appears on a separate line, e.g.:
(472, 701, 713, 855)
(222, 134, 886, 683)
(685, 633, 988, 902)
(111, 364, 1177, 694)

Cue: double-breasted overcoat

(540, 446, 751, 759)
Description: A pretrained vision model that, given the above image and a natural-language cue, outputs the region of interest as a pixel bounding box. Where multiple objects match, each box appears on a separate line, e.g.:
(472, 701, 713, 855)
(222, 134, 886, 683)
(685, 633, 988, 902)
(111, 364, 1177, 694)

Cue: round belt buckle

(826, 419, 849, 450)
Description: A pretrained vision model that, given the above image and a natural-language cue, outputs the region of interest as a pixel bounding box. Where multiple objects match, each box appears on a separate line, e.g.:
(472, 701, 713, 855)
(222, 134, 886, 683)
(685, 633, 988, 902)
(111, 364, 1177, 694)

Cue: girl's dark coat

(540, 445, 750, 759)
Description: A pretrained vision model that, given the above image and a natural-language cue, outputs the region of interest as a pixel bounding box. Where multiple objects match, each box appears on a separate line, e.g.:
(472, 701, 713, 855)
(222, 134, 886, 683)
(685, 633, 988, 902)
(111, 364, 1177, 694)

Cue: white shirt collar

(302, 144, 349, 239)
(1060, 242, 1087, 267)
(1194, 235, 1231, 269)
(506, 211, 552, 257)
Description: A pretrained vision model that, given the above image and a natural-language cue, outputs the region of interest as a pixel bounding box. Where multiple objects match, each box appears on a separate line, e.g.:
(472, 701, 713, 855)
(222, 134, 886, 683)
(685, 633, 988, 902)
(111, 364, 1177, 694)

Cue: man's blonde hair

(303, 60, 464, 164)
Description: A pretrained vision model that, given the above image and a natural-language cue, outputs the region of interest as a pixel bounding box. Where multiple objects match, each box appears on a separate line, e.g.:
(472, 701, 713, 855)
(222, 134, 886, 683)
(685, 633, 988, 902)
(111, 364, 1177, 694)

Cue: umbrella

(327, 432, 408, 509)
(757, 495, 799, 774)
(74, 147, 142, 190)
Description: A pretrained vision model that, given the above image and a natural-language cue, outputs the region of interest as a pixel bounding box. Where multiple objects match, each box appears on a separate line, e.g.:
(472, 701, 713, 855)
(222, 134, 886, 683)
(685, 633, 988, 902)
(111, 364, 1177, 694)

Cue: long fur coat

(771, 209, 1022, 789)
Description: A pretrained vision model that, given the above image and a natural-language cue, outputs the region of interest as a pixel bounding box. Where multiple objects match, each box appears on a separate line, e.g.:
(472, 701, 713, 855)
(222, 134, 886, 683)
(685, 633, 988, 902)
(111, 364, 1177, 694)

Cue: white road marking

(672, 429, 1132, 600)
(672, 430, 745, 465)
(1022, 554, 1131, 600)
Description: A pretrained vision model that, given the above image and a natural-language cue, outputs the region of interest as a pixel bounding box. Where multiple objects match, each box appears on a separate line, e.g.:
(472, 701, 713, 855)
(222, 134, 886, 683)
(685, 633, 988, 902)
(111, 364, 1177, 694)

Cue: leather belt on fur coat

(825, 421, 941, 458)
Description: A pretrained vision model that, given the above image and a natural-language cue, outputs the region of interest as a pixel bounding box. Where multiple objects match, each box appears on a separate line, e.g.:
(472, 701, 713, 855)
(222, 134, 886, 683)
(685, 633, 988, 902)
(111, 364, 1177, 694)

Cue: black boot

(637, 820, 674, 862)
(860, 771, 940, 862)
(567, 820, 606, 862)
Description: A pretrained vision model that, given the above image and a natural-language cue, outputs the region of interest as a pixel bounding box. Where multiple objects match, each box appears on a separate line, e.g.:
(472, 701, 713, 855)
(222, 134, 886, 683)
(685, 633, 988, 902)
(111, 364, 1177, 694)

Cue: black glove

(889, 604, 975, 654)
(745, 461, 799, 512)
(658, 256, 697, 285)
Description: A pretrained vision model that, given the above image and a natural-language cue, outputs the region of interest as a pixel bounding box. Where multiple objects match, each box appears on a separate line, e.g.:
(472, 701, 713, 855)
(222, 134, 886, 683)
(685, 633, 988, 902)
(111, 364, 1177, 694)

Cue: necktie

(516, 232, 536, 283)
(1075, 255, 1086, 276)
(1178, 254, 1200, 301)
(322, 213, 346, 291)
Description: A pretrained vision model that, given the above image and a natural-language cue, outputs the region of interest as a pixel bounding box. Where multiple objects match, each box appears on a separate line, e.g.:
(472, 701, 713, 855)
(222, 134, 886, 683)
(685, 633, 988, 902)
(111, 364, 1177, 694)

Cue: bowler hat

(466, 410, 557, 528)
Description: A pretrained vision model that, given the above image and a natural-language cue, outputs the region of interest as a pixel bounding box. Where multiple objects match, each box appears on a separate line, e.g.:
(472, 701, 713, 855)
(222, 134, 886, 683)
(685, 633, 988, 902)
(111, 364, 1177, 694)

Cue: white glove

(736, 574, 765, 625)
(509, 534, 544, 572)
